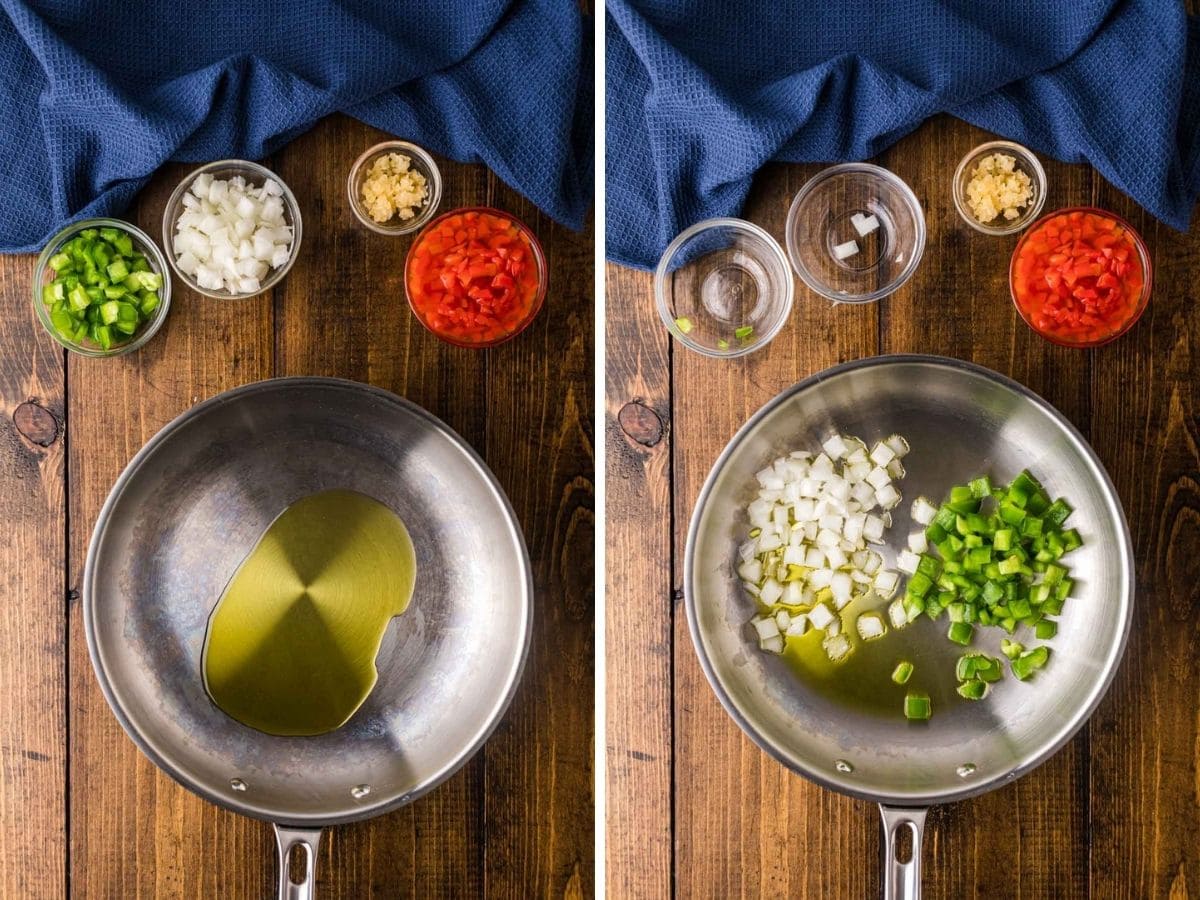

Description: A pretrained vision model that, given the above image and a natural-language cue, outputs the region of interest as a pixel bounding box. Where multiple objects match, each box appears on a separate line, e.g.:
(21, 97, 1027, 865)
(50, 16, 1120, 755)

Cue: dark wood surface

(606, 114, 1200, 898)
(0, 113, 593, 899)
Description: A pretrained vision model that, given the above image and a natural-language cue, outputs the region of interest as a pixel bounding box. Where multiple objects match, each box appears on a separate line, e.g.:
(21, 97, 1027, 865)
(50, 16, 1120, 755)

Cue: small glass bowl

(33, 218, 172, 358)
(785, 163, 925, 304)
(405, 207, 546, 349)
(161, 159, 302, 299)
(953, 140, 1047, 236)
(347, 140, 443, 236)
(1009, 206, 1151, 348)
(655, 218, 794, 358)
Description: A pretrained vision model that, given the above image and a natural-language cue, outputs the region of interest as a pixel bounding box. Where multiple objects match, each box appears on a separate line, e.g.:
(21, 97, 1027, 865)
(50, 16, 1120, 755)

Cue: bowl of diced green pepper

(33, 218, 171, 357)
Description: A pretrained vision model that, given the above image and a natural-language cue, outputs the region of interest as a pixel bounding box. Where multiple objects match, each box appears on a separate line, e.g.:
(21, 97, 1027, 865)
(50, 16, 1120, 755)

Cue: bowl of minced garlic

(953, 140, 1046, 236)
(348, 140, 443, 235)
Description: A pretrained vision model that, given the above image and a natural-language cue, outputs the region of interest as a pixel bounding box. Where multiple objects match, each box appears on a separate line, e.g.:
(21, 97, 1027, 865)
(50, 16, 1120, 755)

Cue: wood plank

(877, 116, 1092, 900)
(603, 261, 673, 898)
(481, 187, 595, 900)
(670, 161, 880, 898)
(271, 116, 490, 898)
(66, 161, 277, 899)
(1086, 178, 1200, 899)
(0, 254, 67, 898)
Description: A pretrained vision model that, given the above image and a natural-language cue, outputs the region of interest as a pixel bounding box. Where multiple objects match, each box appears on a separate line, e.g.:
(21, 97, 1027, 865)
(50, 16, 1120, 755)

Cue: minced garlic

(361, 153, 428, 224)
(965, 153, 1033, 224)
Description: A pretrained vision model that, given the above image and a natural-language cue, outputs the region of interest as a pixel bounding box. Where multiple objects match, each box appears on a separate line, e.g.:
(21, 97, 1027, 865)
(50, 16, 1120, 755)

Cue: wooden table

(0, 114, 593, 898)
(606, 114, 1200, 898)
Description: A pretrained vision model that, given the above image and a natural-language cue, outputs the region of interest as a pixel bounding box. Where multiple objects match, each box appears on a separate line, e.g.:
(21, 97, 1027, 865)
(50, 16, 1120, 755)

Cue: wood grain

(605, 114, 1200, 897)
(604, 263, 673, 899)
(0, 250, 67, 898)
(0, 112, 592, 898)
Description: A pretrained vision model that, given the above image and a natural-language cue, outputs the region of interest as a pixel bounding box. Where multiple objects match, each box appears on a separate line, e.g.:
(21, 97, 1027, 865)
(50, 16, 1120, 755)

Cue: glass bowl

(953, 140, 1047, 236)
(405, 207, 547, 349)
(33, 218, 172, 358)
(161, 159, 302, 299)
(785, 163, 925, 305)
(1009, 206, 1151, 348)
(347, 140, 443, 236)
(655, 218, 794, 358)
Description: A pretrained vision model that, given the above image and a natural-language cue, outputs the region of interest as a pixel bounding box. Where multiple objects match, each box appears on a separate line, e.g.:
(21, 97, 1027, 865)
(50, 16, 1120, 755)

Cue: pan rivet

(834, 759, 853, 773)
(351, 784, 371, 799)
(230, 778, 248, 792)
(956, 764, 976, 778)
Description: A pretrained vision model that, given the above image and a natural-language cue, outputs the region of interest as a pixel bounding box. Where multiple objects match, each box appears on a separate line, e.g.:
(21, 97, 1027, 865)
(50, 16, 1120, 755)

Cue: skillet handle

(273, 824, 324, 900)
(878, 805, 927, 900)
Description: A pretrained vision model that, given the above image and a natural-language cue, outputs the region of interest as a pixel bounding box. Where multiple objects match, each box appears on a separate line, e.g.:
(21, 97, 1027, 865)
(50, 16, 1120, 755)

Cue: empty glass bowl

(785, 163, 925, 304)
(953, 140, 1047, 236)
(654, 218, 794, 358)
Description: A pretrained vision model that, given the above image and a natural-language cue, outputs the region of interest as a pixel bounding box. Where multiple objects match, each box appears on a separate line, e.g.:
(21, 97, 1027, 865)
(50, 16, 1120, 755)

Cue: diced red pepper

(406, 209, 543, 346)
(1011, 209, 1147, 345)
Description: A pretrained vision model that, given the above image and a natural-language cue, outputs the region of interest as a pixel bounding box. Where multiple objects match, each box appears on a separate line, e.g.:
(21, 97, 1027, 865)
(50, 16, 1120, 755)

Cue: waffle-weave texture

(0, 0, 592, 252)
(606, 0, 1200, 269)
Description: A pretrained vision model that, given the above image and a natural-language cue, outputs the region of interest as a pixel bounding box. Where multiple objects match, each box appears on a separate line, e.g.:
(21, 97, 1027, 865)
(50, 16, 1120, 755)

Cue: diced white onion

(856, 612, 886, 640)
(852, 213, 880, 237)
(875, 484, 901, 509)
(911, 496, 937, 526)
(865, 466, 891, 489)
(753, 616, 781, 640)
(885, 434, 911, 457)
(888, 598, 908, 629)
(908, 531, 929, 554)
(737, 432, 910, 656)
(896, 550, 921, 575)
(173, 173, 294, 295)
(863, 515, 885, 543)
(831, 572, 853, 607)
(833, 240, 859, 260)
(760, 579, 784, 605)
(822, 434, 849, 459)
(786, 614, 809, 636)
(869, 442, 895, 467)
(823, 633, 852, 662)
(874, 570, 900, 597)
(807, 602, 835, 630)
(808, 568, 835, 589)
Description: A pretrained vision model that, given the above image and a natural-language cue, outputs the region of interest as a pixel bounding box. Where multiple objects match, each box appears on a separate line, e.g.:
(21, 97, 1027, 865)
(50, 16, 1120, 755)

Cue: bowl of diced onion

(162, 159, 302, 299)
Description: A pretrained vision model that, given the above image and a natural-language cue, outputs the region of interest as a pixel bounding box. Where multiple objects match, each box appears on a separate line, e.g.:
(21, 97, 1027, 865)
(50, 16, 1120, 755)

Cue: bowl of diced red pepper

(1009, 207, 1151, 348)
(405, 207, 547, 348)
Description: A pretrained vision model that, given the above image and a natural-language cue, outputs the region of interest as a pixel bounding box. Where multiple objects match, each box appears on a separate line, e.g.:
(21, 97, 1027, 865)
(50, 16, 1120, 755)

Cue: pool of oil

(201, 489, 416, 736)
(780, 602, 961, 719)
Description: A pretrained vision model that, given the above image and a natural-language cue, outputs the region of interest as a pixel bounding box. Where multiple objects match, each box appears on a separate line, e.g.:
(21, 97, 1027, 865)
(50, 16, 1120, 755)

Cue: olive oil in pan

(202, 489, 416, 737)
(781, 611, 960, 718)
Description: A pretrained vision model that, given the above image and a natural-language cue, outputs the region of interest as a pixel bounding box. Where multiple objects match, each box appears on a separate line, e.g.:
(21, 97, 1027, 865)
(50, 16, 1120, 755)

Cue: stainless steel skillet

(84, 377, 532, 899)
(685, 355, 1133, 899)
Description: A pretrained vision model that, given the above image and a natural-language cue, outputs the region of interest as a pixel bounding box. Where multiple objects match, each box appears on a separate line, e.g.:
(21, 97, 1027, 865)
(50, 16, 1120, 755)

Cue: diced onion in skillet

(739, 433, 909, 663)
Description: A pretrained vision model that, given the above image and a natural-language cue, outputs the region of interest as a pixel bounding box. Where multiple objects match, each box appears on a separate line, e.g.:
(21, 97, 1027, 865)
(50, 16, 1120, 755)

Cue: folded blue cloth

(0, 0, 592, 253)
(607, 0, 1200, 269)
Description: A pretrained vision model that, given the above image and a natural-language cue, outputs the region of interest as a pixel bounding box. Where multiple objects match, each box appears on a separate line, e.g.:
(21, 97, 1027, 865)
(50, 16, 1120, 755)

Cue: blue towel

(607, 0, 1200, 269)
(0, 0, 592, 253)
